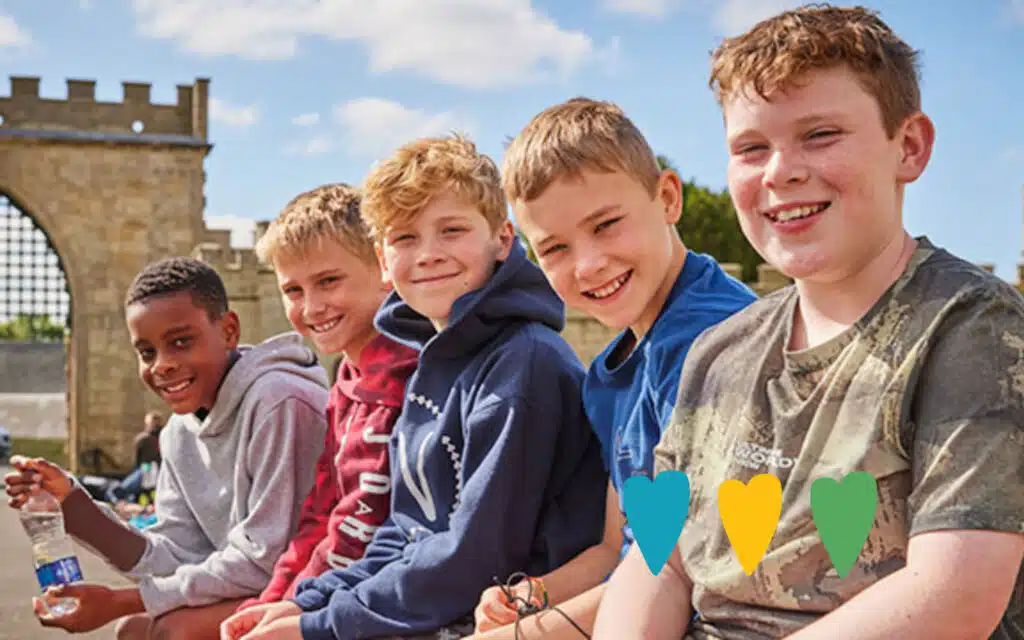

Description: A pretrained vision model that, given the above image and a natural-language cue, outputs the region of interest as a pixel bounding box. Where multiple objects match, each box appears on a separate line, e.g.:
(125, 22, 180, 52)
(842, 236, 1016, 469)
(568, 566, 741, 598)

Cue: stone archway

(0, 75, 303, 474)
(0, 76, 212, 474)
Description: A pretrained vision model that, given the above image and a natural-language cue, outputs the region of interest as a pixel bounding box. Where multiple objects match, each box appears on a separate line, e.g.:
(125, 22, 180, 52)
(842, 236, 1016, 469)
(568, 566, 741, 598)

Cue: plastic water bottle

(18, 490, 82, 616)
(140, 461, 159, 492)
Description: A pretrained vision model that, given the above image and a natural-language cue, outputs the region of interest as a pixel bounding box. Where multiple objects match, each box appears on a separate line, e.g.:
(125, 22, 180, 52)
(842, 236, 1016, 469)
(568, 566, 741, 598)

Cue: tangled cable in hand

(493, 572, 590, 640)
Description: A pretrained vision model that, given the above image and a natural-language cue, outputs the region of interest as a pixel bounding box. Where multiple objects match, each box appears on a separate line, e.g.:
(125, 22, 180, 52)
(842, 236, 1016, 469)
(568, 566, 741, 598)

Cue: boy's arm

(476, 480, 623, 633)
(59, 488, 148, 571)
(62, 456, 210, 575)
(476, 583, 608, 640)
(135, 398, 326, 617)
(290, 516, 409, 606)
(593, 543, 692, 639)
(251, 428, 338, 605)
(787, 530, 1024, 640)
(293, 381, 590, 640)
(534, 480, 624, 605)
(793, 290, 1024, 638)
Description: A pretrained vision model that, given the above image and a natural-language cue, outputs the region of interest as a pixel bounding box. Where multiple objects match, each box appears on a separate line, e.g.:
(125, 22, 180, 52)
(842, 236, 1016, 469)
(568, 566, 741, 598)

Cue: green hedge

(10, 437, 69, 468)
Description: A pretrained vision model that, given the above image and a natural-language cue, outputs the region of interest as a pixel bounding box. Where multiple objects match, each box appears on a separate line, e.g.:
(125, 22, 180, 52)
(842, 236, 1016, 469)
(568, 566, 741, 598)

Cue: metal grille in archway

(0, 193, 72, 337)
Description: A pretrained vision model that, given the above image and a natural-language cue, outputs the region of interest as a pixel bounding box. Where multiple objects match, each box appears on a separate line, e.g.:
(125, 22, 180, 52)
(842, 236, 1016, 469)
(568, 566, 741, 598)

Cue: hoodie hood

(374, 239, 564, 358)
(193, 332, 328, 437)
(334, 333, 418, 408)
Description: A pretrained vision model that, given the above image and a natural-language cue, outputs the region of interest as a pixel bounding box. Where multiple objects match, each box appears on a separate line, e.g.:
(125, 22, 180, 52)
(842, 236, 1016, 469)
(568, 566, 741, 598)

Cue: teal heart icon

(622, 471, 691, 575)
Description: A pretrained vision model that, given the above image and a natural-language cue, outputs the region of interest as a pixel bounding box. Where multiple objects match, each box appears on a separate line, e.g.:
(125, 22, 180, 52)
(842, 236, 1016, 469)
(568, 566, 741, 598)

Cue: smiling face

(723, 65, 933, 284)
(273, 239, 389, 362)
(513, 168, 683, 337)
(376, 193, 515, 330)
(127, 291, 239, 415)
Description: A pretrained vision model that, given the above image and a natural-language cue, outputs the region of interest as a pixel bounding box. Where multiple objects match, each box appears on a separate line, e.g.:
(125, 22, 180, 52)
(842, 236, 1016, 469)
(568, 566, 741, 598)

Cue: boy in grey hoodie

(5, 257, 329, 639)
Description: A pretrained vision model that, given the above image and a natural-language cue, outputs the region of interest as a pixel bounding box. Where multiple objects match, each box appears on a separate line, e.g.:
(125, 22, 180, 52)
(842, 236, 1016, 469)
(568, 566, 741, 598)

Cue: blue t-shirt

(583, 251, 757, 557)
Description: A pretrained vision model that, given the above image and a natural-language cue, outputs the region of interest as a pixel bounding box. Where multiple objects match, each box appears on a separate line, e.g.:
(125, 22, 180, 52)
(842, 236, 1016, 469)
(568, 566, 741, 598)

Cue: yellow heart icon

(717, 474, 783, 575)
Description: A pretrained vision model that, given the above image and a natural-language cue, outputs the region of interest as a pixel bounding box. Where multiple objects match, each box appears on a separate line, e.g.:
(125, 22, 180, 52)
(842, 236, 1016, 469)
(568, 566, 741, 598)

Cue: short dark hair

(124, 257, 229, 320)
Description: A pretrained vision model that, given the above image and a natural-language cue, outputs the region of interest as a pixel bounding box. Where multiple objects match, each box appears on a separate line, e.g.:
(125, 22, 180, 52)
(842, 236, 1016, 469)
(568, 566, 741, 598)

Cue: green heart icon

(810, 472, 878, 578)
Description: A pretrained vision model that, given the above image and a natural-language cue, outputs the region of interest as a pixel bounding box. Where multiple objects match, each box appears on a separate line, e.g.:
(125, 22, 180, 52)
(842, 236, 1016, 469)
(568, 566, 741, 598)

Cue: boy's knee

(150, 614, 190, 640)
(151, 599, 246, 640)
(113, 613, 153, 640)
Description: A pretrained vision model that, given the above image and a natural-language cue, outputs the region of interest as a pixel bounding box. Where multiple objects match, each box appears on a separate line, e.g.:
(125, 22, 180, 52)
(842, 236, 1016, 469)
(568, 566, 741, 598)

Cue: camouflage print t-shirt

(656, 238, 1024, 639)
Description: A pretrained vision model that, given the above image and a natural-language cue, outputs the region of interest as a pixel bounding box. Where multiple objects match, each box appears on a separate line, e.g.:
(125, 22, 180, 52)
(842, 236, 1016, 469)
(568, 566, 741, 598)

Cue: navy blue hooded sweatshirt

(293, 239, 608, 639)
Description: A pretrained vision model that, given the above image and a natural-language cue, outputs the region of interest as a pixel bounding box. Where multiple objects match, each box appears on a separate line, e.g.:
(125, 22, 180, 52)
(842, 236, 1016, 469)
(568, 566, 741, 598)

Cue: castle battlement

(0, 76, 209, 140)
(192, 240, 272, 275)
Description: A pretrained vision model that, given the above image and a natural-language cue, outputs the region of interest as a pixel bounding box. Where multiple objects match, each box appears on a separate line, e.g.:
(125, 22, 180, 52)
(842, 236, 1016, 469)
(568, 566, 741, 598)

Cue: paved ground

(0, 464, 132, 639)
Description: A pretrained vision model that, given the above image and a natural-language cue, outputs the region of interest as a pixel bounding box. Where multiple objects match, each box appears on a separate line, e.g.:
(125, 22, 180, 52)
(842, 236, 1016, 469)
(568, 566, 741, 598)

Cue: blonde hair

(255, 183, 377, 265)
(502, 97, 661, 203)
(709, 4, 921, 137)
(360, 135, 507, 238)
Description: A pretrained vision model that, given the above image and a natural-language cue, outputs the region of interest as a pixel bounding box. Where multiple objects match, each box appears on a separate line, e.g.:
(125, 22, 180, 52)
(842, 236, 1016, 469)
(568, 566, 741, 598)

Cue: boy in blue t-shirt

(472, 97, 756, 638)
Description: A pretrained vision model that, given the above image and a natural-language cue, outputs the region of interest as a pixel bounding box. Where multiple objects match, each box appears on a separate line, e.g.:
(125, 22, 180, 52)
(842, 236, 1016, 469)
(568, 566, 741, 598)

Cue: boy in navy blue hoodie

(220, 135, 608, 640)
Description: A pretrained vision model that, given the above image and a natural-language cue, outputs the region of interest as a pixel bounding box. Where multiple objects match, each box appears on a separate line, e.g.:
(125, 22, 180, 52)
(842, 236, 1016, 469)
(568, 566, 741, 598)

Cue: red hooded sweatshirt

(242, 334, 418, 607)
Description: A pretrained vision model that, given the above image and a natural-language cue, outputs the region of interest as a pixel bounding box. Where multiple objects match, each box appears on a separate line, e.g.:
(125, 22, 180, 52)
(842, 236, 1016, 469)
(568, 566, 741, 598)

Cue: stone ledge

(0, 128, 211, 149)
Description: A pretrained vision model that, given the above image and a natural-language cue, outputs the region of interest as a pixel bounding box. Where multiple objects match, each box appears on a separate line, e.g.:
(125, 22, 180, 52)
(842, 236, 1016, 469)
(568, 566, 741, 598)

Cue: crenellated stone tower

(0, 76, 292, 473)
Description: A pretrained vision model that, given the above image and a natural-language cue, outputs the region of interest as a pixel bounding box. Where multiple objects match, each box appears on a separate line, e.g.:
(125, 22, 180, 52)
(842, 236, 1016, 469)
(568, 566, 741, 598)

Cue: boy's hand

(474, 579, 545, 633)
(220, 601, 302, 640)
(237, 615, 302, 640)
(5, 456, 74, 508)
(33, 583, 120, 633)
(474, 584, 518, 632)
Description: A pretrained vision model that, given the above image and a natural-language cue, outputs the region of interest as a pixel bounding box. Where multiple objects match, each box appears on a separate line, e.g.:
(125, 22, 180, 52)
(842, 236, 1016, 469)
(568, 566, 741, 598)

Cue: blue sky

(2, 0, 1023, 280)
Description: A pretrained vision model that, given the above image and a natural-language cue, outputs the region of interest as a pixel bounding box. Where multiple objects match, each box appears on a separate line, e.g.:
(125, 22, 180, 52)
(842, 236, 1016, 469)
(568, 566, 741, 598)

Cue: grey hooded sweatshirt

(122, 332, 329, 615)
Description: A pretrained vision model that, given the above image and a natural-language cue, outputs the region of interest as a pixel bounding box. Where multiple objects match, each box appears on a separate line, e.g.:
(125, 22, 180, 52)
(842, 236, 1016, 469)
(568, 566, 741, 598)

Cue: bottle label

(35, 557, 83, 591)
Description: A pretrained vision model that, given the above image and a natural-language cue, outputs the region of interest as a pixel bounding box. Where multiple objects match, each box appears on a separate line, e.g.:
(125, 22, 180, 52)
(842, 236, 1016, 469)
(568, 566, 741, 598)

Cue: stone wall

(0, 342, 66, 393)
(0, 394, 67, 439)
(0, 342, 69, 441)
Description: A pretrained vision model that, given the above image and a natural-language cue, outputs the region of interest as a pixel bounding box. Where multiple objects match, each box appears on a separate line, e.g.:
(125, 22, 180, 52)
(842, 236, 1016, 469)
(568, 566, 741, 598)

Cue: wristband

(525, 576, 549, 610)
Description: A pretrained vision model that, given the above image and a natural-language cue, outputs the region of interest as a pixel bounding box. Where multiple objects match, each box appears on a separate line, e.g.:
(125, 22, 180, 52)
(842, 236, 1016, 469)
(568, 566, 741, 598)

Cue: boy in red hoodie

(239, 183, 418, 607)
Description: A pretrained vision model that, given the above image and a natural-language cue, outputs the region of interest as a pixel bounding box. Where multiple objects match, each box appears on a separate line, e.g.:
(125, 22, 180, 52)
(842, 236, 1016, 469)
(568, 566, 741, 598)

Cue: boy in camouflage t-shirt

(594, 6, 1024, 640)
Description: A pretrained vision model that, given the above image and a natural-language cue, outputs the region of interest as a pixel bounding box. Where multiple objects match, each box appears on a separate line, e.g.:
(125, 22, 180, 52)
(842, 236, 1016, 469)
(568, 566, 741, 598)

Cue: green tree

(0, 313, 67, 341)
(658, 155, 763, 282)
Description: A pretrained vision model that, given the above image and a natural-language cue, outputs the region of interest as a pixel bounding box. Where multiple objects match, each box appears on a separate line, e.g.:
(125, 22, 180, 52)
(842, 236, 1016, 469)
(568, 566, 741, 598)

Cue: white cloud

(711, 0, 802, 35)
(0, 14, 32, 49)
(602, 0, 801, 35)
(209, 97, 260, 128)
(601, 0, 680, 18)
(78, 0, 92, 9)
(286, 134, 333, 156)
(292, 112, 320, 127)
(334, 98, 468, 160)
(205, 215, 256, 248)
(131, 0, 600, 89)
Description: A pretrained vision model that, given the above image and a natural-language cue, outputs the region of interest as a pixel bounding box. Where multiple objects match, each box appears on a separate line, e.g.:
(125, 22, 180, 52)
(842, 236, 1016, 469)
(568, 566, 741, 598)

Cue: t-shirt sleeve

(907, 286, 1024, 536)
